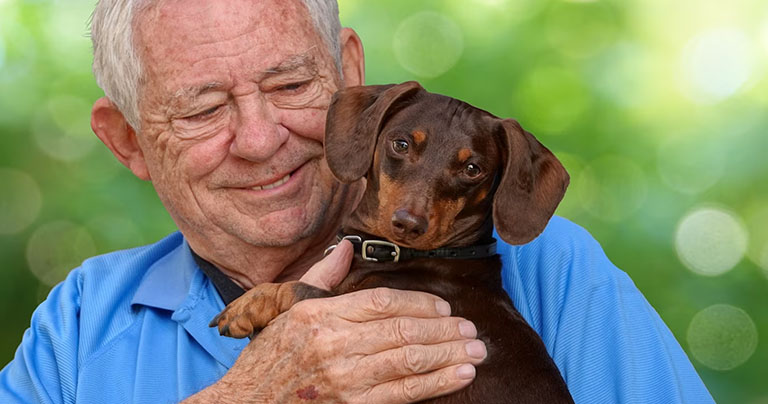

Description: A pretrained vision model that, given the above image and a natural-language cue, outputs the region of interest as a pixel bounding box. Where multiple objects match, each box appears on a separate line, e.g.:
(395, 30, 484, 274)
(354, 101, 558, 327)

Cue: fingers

(350, 316, 478, 355)
(365, 363, 477, 404)
(300, 239, 354, 291)
(331, 287, 452, 322)
(360, 338, 487, 383)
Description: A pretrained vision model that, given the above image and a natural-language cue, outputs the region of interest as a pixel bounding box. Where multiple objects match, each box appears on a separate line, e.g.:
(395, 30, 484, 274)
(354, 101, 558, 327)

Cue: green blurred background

(1, 0, 766, 401)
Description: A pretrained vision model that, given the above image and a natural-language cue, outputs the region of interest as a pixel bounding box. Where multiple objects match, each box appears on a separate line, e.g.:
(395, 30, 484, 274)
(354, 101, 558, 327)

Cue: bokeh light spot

(578, 155, 648, 222)
(42, 2, 94, 72)
(32, 95, 97, 161)
(514, 66, 590, 133)
(657, 135, 725, 195)
(26, 221, 96, 286)
(393, 11, 464, 78)
(545, 1, 617, 58)
(589, 42, 652, 108)
(675, 207, 747, 276)
(761, 20, 768, 54)
(0, 17, 41, 125)
(681, 28, 755, 103)
(744, 203, 768, 273)
(0, 168, 42, 235)
(687, 304, 758, 371)
(86, 214, 145, 252)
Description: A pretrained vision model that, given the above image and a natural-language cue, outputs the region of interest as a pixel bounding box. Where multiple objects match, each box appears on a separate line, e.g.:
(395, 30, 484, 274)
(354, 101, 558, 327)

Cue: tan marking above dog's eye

(392, 139, 410, 154)
(457, 148, 472, 163)
(412, 130, 426, 145)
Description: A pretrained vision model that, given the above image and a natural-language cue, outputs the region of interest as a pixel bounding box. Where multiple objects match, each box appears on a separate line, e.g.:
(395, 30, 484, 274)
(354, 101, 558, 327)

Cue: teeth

(251, 174, 291, 191)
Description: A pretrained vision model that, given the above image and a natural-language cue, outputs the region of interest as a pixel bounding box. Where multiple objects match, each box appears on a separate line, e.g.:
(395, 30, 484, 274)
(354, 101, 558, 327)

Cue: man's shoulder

(497, 215, 605, 272)
(46, 232, 188, 365)
(76, 231, 186, 285)
(523, 215, 599, 251)
(495, 216, 618, 336)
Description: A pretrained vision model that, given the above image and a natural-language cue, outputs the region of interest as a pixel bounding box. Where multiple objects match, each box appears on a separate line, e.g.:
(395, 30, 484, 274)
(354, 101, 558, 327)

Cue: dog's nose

(391, 209, 428, 238)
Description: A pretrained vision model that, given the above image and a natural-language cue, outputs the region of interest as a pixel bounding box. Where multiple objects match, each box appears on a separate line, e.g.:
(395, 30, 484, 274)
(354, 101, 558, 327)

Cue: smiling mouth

(250, 173, 291, 191)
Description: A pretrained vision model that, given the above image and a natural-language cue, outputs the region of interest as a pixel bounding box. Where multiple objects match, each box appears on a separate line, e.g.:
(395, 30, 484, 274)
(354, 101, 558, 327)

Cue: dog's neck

(341, 210, 496, 250)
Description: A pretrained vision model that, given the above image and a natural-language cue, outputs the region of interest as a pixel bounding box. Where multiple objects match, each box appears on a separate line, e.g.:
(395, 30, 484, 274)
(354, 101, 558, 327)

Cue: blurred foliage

(1, 0, 767, 402)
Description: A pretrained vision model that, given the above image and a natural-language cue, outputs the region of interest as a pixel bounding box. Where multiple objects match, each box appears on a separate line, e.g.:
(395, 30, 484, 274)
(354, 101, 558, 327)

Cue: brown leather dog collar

(326, 234, 497, 263)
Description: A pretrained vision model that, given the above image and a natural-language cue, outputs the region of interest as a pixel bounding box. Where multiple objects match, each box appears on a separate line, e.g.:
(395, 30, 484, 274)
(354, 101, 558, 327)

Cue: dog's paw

(209, 284, 285, 338)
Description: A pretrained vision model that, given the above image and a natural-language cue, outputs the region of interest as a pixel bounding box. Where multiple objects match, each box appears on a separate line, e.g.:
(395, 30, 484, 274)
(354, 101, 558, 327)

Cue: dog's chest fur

(333, 257, 573, 404)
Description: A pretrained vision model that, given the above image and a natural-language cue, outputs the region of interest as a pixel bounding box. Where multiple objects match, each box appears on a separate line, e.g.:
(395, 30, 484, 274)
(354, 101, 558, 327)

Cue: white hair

(90, 0, 342, 131)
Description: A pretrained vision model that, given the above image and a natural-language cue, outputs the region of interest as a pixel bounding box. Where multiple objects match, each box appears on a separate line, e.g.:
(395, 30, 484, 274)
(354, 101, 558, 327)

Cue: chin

(233, 207, 328, 248)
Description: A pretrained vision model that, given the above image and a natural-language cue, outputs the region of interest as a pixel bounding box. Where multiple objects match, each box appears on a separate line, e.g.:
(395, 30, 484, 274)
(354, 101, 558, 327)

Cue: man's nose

(229, 97, 289, 162)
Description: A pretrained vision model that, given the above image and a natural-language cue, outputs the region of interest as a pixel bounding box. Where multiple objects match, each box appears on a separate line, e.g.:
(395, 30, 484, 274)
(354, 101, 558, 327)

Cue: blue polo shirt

(0, 216, 714, 403)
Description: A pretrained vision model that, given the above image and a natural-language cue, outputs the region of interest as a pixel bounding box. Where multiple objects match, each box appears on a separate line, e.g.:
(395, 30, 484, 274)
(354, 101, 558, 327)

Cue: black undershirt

(189, 247, 245, 305)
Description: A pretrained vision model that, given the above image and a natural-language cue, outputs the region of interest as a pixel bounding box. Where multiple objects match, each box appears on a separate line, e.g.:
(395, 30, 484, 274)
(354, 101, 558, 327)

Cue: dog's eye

(465, 163, 482, 178)
(392, 139, 410, 154)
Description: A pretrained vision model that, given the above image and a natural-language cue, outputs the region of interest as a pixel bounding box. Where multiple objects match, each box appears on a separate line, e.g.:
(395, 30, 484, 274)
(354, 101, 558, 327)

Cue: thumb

(300, 239, 353, 291)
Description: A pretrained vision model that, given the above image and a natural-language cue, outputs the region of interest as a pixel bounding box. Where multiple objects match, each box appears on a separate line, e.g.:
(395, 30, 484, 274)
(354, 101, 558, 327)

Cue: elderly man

(0, 0, 713, 403)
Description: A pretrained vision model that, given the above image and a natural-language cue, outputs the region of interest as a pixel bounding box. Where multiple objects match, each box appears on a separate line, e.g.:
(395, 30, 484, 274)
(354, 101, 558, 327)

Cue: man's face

(133, 0, 348, 248)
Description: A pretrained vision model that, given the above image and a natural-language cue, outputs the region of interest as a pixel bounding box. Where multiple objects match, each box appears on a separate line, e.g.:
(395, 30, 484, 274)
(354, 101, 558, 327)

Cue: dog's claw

(208, 313, 222, 328)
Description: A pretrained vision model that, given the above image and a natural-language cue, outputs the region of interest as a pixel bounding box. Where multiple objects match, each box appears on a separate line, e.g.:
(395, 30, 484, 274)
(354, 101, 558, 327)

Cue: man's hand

(185, 241, 486, 403)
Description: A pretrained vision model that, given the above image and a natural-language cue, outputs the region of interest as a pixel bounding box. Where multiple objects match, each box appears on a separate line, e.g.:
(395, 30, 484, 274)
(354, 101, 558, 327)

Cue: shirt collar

(131, 235, 198, 311)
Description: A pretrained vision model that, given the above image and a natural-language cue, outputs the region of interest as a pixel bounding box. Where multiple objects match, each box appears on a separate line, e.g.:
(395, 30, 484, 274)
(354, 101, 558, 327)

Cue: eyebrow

(168, 49, 319, 105)
(262, 50, 318, 77)
(170, 81, 224, 106)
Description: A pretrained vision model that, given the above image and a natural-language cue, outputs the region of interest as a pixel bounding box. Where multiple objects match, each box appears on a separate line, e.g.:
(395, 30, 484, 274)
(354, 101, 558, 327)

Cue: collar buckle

(362, 240, 401, 262)
(323, 235, 363, 257)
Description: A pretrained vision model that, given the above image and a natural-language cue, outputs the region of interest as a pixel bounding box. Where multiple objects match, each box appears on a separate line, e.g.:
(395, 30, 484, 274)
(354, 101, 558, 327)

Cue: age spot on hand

(296, 385, 319, 400)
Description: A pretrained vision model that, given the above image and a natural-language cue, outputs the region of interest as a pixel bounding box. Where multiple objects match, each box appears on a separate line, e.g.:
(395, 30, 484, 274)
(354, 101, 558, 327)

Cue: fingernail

(458, 321, 477, 338)
(435, 301, 451, 316)
(465, 340, 487, 359)
(456, 364, 476, 380)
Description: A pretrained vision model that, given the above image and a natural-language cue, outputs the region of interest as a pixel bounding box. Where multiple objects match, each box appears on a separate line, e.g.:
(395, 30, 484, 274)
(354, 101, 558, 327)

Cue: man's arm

(0, 269, 82, 404)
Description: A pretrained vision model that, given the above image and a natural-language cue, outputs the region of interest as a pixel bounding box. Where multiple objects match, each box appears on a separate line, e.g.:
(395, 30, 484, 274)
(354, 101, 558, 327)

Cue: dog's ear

(325, 81, 423, 182)
(492, 119, 570, 245)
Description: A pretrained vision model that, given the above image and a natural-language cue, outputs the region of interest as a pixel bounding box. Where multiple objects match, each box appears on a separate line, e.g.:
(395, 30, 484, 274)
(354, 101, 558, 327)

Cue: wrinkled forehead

(133, 0, 325, 84)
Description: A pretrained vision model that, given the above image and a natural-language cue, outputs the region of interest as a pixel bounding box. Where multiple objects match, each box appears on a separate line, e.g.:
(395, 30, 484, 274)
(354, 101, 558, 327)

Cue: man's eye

(186, 105, 222, 121)
(392, 139, 409, 154)
(278, 81, 308, 92)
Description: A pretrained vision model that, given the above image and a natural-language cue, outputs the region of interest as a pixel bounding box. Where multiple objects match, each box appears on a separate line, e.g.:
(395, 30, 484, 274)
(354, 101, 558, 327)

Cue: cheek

(281, 106, 328, 143)
(179, 138, 230, 179)
(145, 128, 231, 186)
(372, 174, 405, 230)
(431, 198, 467, 231)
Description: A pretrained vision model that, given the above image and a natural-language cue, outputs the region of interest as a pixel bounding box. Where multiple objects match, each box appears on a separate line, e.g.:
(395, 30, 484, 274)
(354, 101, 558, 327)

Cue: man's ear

(339, 27, 365, 88)
(91, 97, 150, 180)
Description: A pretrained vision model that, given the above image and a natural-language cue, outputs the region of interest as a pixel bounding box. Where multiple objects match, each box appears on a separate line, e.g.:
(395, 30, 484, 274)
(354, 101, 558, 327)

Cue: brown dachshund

(211, 81, 573, 403)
